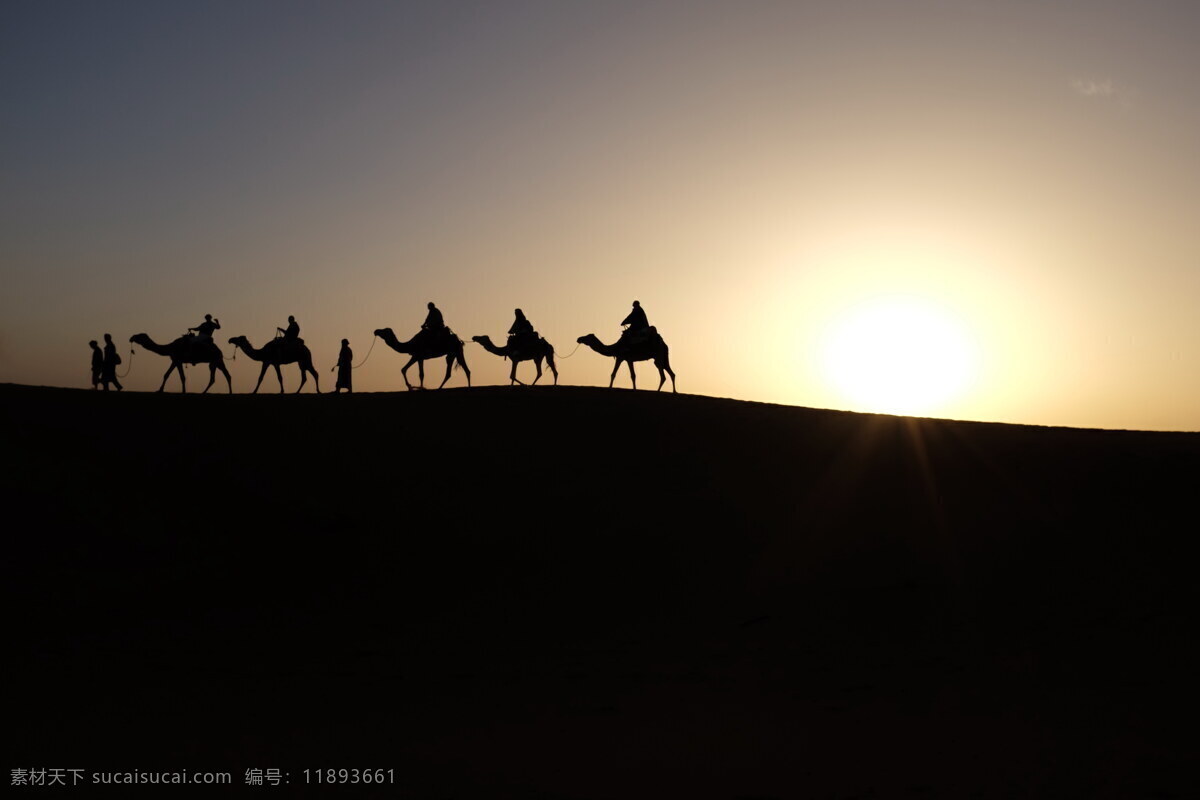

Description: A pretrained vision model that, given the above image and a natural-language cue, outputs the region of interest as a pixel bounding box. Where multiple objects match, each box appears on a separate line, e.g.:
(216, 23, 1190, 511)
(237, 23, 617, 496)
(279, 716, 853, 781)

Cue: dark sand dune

(6, 383, 1197, 797)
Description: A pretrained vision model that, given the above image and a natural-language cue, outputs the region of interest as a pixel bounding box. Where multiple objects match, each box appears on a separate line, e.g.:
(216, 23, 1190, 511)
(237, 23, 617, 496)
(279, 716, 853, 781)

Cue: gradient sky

(3, 0, 1199, 430)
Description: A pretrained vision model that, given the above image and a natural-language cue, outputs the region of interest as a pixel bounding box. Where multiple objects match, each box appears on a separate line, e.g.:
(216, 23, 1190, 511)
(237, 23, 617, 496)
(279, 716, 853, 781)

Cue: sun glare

(820, 295, 978, 416)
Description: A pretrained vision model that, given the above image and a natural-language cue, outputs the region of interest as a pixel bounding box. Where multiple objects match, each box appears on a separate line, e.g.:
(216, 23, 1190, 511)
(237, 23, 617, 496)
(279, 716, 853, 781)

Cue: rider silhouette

(508, 308, 535, 349)
(422, 302, 445, 334)
(189, 314, 220, 341)
(277, 315, 300, 341)
(620, 301, 649, 342)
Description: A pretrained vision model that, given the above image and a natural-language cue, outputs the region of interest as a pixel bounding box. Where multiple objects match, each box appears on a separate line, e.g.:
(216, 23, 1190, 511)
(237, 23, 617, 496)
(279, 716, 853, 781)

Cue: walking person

(333, 339, 353, 393)
(89, 340, 104, 389)
(101, 333, 124, 392)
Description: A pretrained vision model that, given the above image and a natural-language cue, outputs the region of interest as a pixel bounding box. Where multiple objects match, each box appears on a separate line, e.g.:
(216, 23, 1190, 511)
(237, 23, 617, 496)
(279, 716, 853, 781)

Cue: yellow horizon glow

(819, 294, 979, 417)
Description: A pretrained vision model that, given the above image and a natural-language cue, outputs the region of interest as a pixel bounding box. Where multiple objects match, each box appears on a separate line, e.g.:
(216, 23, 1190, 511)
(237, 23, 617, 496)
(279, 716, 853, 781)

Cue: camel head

(130, 333, 150, 347)
(471, 335, 491, 345)
(577, 334, 597, 345)
(373, 328, 393, 339)
(228, 335, 249, 351)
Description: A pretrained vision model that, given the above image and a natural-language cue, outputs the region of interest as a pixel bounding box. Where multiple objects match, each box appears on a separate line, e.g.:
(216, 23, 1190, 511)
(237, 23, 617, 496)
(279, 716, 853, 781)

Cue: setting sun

(820, 295, 978, 416)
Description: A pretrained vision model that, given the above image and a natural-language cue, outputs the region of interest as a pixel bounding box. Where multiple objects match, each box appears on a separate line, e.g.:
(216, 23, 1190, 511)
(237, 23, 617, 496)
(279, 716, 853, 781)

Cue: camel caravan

(123, 301, 676, 395)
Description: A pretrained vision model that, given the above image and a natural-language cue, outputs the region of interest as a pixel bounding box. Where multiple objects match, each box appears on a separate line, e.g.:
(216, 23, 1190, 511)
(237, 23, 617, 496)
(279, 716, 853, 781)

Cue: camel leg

(296, 364, 307, 394)
(274, 363, 285, 393)
(254, 363, 269, 394)
(219, 362, 233, 394)
(437, 355, 454, 389)
(401, 357, 418, 390)
(445, 347, 470, 388)
(302, 359, 320, 394)
(609, 359, 621, 388)
(627, 361, 637, 390)
(510, 360, 521, 386)
(546, 353, 558, 385)
(418, 359, 427, 389)
(203, 364, 217, 393)
(158, 364, 175, 393)
(177, 363, 187, 393)
(531, 358, 542, 386)
(658, 357, 676, 393)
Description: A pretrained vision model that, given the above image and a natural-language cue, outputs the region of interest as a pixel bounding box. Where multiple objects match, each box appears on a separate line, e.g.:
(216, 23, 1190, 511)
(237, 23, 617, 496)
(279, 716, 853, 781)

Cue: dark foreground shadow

(6, 384, 1197, 797)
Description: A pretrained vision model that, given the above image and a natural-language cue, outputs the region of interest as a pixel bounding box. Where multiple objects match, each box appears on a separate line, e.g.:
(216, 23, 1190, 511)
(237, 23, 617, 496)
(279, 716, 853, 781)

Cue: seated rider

(188, 314, 220, 342)
(620, 300, 649, 342)
(421, 301, 446, 341)
(277, 315, 300, 341)
(508, 308, 535, 349)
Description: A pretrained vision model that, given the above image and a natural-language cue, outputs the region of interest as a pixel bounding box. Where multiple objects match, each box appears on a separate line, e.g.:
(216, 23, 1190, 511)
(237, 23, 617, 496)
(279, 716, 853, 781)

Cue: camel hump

(423, 327, 458, 346)
(178, 337, 219, 360)
(269, 338, 306, 358)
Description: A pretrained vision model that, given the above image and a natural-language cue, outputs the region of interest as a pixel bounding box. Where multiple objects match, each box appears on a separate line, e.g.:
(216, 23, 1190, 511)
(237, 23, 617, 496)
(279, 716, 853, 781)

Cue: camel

(129, 333, 232, 394)
(228, 336, 321, 394)
(374, 328, 472, 390)
(471, 335, 558, 386)
(577, 332, 676, 392)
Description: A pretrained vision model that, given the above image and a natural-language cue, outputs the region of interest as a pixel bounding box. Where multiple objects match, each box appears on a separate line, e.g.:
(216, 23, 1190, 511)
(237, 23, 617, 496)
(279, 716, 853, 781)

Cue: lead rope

(115, 348, 135, 378)
(554, 341, 583, 360)
(352, 334, 377, 369)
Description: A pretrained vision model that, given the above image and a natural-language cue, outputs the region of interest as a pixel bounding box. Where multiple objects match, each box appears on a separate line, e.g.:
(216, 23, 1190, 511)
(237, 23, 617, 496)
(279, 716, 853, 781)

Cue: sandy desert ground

(5, 383, 1197, 797)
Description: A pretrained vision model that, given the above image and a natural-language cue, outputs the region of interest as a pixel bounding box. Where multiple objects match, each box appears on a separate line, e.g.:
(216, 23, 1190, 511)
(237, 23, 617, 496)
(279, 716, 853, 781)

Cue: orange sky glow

(2, 1, 1199, 430)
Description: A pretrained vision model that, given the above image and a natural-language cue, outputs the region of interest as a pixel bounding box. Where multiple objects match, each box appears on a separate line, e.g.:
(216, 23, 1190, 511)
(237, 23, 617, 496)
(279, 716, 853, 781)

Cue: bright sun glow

(820, 295, 978, 416)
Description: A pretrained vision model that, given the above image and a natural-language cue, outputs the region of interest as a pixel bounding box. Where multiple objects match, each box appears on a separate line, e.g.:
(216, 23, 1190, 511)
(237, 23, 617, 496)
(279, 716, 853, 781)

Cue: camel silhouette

(129, 333, 232, 394)
(374, 328, 472, 390)
(577, 333, 676, 392)
(471, 335, 559, 386)
(228, 336, 321, 394)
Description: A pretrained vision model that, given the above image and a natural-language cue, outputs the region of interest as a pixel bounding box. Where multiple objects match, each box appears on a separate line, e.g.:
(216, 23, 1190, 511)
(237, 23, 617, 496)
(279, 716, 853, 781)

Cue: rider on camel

(620, 300, 650, 343)
(189, 314, 220, 342)
(277, 315, 300, 341)
(420, 302, 447, 342)
(508, 308, 535, 350)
